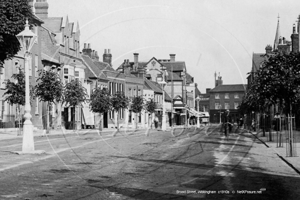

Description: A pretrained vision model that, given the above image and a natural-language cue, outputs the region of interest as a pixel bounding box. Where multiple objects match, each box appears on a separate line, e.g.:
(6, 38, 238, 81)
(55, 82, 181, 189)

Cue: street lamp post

(196, 96, 200, 128)
(159, 67, 167, 131)
(16, 19, 37, 153)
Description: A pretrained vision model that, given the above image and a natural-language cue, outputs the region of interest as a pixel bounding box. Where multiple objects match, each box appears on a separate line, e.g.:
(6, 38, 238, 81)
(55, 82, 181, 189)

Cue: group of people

(222, 110, 245, 137)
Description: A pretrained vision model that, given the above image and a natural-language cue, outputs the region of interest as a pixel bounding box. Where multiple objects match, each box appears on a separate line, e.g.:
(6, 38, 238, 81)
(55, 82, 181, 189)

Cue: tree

(63, 79, 88, 131)
(2, 68, 25, 135)
(89, 87, 111, 134)
(34, 70, 63, 133)
(0, 0, 34, 66)
(145, 98, 156, 136)
(131, 95, 144, 130)
(145, 99, 156, 128)
(243, 52, 300, 156)
(110, 92, 129, 135)
(244, 52, 300, 115)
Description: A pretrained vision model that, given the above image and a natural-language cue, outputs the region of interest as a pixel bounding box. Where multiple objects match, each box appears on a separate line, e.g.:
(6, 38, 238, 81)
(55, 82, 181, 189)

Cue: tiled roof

(186, 73, 194, 84)
(85, 65, 97, 79)
(161, 61, 186, 72)
(81, 55, 107, 80)
(145, 79, 162, 94)
(252, 53, 265, 73)
(166, 71, 182, 81)
(210, 84, 247, 93)
(40, 26, 60, 64)
(43, 17, 63, 33)
(165, 91, 171, 102)
(143, 81, 152, 90)
(41, 53, 59, 65)
(93, 61, 114, 71)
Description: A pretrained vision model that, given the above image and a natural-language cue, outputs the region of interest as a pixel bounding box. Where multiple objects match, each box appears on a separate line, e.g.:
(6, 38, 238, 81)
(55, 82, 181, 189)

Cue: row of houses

(0, 0, 201, 130)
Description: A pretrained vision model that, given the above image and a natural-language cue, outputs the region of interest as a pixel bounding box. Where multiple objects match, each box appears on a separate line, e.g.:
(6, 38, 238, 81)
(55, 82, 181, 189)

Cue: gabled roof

(252, 53, 265, 73)
(210, 84, 247, 93)
(186, 73, 194, 84)
(81, 55, 107, 80)
(161, 61, 186, 72)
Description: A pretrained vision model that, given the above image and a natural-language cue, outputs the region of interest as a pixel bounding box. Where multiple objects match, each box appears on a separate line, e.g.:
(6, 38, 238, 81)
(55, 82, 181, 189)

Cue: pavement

(246, 128, 300, 175)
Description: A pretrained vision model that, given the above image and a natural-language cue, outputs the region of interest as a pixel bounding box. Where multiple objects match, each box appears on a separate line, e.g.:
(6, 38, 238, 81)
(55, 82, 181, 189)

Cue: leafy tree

(89, 87, 111, 133)
(145, 99, 156, 128)
(2, 68, 25, 134)
(131, 95, 144, 130)
(0, 0, 34, 66)
(34, 70, 63, 132)
(243, 52, 300, 156)
(110, 92, 129, 134)
(63, 79, 88, 130)
(244, 52, 300, 115)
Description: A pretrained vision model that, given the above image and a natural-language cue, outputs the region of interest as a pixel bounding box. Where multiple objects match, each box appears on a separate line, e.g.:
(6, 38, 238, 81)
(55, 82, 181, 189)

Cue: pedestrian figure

(251, 119, 256, 131)
(223, 110, 230, 137)
(154, 115, 159, 129)
(239, 117, 244, 128)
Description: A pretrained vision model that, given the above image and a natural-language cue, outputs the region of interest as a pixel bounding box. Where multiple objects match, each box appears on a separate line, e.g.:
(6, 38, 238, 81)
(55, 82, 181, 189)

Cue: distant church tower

(274, 14, 280, 51)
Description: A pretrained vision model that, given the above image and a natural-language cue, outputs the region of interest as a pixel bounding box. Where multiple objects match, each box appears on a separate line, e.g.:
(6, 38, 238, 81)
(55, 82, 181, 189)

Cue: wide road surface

(0, 125, 299, 199)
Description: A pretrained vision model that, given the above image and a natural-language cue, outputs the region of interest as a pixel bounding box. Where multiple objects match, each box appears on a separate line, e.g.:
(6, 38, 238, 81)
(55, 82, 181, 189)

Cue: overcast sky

(47, 0, 300, 92)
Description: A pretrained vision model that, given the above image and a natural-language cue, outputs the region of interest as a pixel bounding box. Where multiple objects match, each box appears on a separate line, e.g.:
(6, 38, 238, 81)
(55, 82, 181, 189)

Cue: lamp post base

(197, 117, 200, 128)
(22, 121, 35, 152)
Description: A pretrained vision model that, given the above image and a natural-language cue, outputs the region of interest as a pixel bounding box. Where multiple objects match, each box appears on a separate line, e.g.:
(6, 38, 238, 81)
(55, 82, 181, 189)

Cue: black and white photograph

(0, 0, 300, 199)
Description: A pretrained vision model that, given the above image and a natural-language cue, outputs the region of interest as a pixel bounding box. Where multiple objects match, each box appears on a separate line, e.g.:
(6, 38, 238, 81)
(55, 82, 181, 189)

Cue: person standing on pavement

(154, 115, 159, 129)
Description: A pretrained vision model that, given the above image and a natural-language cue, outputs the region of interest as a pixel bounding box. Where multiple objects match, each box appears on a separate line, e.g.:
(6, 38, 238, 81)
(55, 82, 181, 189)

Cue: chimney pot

(170, 54, 176, 62)
(108, 49, 111, 54)
(84, 43, 87, 49)
(87, 43, 91, 49)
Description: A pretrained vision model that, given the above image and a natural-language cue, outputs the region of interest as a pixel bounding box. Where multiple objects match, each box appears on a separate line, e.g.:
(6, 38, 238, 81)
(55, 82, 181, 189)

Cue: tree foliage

(242, 52, 300, 115)
(34, 70, 63, 104)
(63, 79, 87, 107)
(145, 99, 157, 114)
(89, 87, 111, 114)
(110, 92, 129, 111)
(2, 68, 25, 106)
(0, 0, 34, 65)
(131, 96, 144, 113)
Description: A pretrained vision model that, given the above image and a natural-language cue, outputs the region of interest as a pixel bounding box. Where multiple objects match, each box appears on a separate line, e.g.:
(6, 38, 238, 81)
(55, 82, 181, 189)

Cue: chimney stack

(82, 43, 92, 58)
(265, 45, 272, 54)
(103, 49, 112, 66)
(170, 54, 176, 62)
(133, 53, 139, 71)
(34, 0, 49, 19)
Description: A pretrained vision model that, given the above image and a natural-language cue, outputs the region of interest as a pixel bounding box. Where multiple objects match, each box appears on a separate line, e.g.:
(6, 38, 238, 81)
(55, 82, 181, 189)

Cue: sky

(46, 0, 300, 93)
